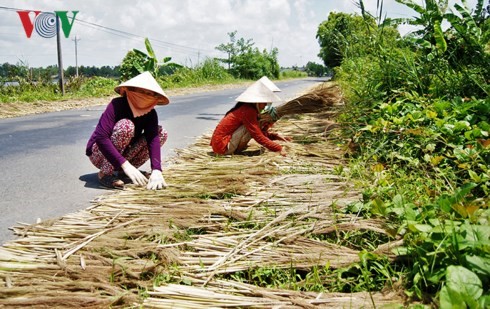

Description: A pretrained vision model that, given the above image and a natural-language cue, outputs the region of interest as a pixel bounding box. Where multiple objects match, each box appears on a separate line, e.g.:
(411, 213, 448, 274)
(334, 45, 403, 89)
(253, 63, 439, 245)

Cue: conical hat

(235, 80, 281, 103)
(259, 76, 281, 92)
(115, 71, 169, 105)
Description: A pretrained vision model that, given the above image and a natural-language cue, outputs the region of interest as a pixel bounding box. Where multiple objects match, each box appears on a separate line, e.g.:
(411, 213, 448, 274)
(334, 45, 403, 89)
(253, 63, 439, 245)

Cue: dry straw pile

(0, 82, 405, 308)
(260, 83, 342, 123)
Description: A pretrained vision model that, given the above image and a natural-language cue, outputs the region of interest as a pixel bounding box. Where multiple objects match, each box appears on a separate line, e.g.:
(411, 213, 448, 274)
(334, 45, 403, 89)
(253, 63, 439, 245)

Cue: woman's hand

(121, 161, 148, 186)
(147, 170, 168, 190)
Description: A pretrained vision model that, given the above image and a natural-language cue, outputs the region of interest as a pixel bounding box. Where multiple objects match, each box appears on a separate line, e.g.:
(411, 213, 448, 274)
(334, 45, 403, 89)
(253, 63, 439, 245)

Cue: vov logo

(17, 10, 79, 38)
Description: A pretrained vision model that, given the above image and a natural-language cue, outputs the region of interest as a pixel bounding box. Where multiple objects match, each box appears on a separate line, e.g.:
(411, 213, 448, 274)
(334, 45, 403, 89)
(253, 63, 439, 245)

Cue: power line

(73, 19, 216, 61)
(0, 6, 19, 12)
(75, 18, 213, 53)
(75, 20, 203, 57)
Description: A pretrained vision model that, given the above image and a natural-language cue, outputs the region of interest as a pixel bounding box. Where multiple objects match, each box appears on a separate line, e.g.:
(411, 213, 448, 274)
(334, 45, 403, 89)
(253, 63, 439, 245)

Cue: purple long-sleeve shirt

(86, 96, 162, 171)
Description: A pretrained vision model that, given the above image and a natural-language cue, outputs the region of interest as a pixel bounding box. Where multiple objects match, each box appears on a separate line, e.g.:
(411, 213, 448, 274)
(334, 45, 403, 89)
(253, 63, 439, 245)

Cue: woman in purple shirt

(86, 72, 169, 190)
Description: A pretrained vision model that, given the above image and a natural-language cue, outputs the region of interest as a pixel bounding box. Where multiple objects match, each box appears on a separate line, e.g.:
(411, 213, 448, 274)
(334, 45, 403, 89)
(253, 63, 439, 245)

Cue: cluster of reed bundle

(261, 82, 342, 123)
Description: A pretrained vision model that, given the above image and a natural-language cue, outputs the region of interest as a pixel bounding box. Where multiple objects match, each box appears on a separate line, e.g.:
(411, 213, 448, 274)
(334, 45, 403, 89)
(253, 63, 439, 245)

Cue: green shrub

(78, 76, 117, 96)
(330, 0, 490, 305)
(279, 70, 307, 79)
(159, 58, 235, 89)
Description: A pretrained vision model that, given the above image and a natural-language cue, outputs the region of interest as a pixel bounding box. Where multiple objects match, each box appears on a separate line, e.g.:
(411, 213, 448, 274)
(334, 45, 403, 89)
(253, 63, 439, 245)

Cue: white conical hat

(235, 80, 281, 103)
(259, 76, 281, 92)
(115, 71, 169, 105)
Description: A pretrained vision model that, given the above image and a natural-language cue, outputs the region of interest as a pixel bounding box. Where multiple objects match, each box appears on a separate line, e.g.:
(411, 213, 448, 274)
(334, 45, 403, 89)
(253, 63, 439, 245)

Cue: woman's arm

(143, 110, 162, 171)
(93, 101, 127, 169)
(240, 107, 282, 152)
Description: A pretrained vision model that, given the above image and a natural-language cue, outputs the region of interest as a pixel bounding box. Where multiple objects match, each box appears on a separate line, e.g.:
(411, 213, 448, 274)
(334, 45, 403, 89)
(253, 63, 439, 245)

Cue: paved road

(0, 78, 326, 244)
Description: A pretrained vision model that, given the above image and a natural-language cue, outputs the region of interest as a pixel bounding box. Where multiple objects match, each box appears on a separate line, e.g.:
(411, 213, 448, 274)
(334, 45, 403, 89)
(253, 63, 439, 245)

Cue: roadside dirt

(0, 83, 247, 119)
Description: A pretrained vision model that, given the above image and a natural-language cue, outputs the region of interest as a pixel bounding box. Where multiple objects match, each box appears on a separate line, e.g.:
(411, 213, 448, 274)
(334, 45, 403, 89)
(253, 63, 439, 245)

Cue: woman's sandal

(99, 174, 125, 189)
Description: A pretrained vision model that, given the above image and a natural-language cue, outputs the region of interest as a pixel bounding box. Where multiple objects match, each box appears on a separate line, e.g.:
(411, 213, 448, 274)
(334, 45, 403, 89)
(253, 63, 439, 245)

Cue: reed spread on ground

(0, 83, 406, 308)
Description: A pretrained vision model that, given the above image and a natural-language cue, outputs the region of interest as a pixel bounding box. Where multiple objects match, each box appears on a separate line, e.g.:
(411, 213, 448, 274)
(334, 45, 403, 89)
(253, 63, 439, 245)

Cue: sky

(0, 0, 480, 69)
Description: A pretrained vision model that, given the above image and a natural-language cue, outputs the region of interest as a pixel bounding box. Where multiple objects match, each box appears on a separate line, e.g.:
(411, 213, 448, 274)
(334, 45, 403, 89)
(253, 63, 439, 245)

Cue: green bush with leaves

(78, 76, 118, 96)
(328, 0, 490, 306)
(304, 61, 329, 77)
(119, 38, 182, 81)
(279, 70, 308, 79)
(159, 58, 235, 89)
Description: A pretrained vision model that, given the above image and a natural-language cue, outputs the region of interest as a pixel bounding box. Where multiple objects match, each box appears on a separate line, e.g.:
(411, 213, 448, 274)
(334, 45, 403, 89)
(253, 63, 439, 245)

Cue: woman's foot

(98, 172, 124, 189)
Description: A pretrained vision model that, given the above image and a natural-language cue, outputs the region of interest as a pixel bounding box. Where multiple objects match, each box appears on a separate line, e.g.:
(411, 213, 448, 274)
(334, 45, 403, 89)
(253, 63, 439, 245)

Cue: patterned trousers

(89, 119, 168, 175)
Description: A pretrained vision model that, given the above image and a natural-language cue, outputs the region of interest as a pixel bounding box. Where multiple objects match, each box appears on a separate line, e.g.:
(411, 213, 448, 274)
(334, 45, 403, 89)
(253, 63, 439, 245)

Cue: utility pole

(56, 16, 65, 95)
(72, 36, 81, 77)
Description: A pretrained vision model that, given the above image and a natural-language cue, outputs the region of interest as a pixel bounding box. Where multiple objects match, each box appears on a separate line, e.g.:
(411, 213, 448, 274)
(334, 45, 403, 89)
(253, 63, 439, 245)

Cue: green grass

(0, 76, 117, 103)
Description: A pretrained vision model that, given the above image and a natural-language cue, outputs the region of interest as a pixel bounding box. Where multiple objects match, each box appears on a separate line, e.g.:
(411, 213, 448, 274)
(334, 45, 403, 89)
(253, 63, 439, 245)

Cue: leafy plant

(119, 38, 182, 80)
(330, 0, 490, 306)
(440, 265, 489, 309)
(158, 58, 234, 89)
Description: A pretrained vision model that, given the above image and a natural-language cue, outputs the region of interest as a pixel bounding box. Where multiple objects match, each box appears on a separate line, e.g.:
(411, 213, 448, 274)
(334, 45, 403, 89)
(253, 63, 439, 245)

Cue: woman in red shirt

(210, 80, 288, 156)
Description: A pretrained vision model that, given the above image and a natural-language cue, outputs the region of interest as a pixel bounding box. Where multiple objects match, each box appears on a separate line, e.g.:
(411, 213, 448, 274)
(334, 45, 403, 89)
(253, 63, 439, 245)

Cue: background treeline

(0, 29, 327, 91)
(0, 61, 325, 81)
(0, 62, 121, 80)
(316, 0, 489, 307)
(0, 29, 329, 102)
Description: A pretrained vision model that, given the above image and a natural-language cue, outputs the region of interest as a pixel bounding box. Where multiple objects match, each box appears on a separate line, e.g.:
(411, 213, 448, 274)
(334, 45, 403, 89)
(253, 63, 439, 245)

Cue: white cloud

(0, 0, 480, 69)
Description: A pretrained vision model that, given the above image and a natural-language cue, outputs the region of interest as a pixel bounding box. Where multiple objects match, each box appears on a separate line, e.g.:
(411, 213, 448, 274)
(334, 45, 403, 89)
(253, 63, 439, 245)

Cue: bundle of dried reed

(144, 277, 404, 308)
(261, 83, 342, 123)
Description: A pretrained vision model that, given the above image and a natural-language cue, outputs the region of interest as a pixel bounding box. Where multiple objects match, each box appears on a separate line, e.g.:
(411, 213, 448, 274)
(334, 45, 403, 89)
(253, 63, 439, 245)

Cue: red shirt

(210, 104, 282, 154)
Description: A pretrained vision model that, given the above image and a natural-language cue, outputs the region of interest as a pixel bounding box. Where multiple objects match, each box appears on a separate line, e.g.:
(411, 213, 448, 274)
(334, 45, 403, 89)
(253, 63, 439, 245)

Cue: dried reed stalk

(261, 83, 342, 123)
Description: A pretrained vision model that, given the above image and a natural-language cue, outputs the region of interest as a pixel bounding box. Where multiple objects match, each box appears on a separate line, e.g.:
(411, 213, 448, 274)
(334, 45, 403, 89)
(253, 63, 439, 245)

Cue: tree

(215, 31, 280, 79)
(0, 62, 25, 79)
(316, 12, 376, 68)
(305, 62, 329, 77)
(215, 30, 239, 70)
